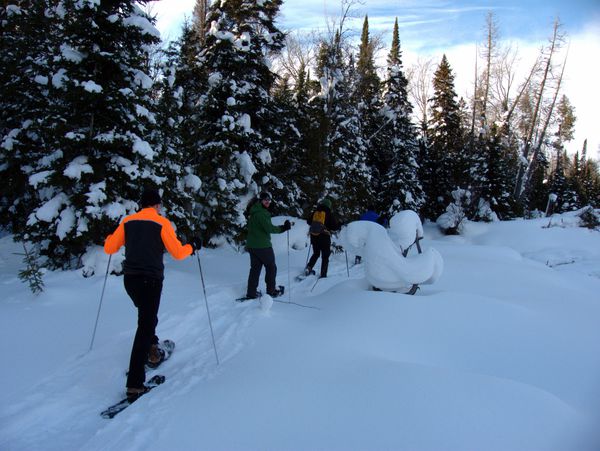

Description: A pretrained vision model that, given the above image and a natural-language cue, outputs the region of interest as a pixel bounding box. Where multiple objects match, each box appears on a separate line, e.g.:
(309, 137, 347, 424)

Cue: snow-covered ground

(1, 214, 600, 450)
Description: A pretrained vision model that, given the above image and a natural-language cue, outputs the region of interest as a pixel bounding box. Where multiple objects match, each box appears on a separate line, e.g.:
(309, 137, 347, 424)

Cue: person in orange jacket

(104, 188, 200, 400)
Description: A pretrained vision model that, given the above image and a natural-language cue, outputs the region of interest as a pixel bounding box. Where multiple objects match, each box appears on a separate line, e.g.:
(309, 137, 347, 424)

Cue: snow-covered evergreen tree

(269, 75, 304, 216)
(312, 32, 371, 221)
(354, 15, 382, 196)
(548, 150, 579, 213)
(0, 1, 61, 235)
(6, 0, 164, 268)
(422, 55, 465, 220)
(474, 127, 518, 220)
(194, 0, 285, 243)
(377, 18, 424, 216)
(151, 28, 203, 241)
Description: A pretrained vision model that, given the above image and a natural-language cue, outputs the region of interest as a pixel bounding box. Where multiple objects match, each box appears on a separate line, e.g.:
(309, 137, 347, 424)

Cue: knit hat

(321, 198, 332, 209)
(259, 191, 272, 201)
(140, 188, 161, 208)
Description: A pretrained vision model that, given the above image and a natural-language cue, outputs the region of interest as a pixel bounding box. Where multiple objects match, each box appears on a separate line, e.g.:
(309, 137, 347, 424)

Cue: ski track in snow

(0, 243, 357, 451)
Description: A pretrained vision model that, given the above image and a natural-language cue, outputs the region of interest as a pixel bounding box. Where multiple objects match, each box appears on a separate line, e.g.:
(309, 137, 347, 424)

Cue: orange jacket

(104, 207, 192, 279)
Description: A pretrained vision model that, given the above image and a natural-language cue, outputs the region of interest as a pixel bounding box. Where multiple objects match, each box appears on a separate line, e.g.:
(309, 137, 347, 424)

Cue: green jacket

(246, 202, 283, 249)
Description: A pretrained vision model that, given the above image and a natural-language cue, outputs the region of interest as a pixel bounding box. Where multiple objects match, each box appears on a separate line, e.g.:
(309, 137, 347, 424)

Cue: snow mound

(389, 209, 423, 251)
(259, 294, 273, 313)
(341, 217, 443, 292)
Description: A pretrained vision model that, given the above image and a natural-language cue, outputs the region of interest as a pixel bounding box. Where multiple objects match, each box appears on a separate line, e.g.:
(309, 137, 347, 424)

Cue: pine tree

(546, 94, 578, 213)
(293, 63, 322, 210)
(480, 127, 519, 219)
(378, 18, 424, 216)
(311, 32, 371, 220)
(354, 16, 383, 214)
(10, 0, 163, 268)
(269, 75, 303, 216)
(0, 1, 61, 235)
(194, 0, 285, 243)
(151, 26, 204, 241)
(548, 150, 579, 213)
(423, 55, 465, 220)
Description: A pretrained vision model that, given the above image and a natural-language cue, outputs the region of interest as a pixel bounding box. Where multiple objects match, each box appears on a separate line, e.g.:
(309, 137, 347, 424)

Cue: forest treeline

(1, 0, 598, 270)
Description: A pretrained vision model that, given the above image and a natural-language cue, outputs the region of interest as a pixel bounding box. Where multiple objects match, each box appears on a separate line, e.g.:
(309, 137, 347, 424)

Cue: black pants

(307, 233, 331, 277)
(246, 247, 277, 297)
(124, 274, 162, 389)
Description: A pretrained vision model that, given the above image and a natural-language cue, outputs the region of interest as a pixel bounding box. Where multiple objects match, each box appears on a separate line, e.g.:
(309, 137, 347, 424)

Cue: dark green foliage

(577, 206, 600, 229)
(3, 1, 165, 268)
(422, 55, 466, 220)
(17, 243, 45, 295)
(379, 19, 424, 216)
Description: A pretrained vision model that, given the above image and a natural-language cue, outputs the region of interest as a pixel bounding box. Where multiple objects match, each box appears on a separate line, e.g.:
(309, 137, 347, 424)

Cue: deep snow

(1, 213, 600, 450)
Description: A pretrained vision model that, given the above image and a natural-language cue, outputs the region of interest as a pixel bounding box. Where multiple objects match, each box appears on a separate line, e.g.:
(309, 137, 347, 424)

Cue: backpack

(309, 210, 327, 236)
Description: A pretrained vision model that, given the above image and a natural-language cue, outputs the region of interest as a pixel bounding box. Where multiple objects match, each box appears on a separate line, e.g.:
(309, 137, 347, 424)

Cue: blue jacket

(359, 210, 380, 222)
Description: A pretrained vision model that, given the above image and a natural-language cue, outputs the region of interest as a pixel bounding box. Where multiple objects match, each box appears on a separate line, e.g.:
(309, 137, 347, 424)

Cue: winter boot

(304, 267, 316, 277)
(126, 385, 152, 402)
(268, 285, 285, 298)
(146, 344, 165, 369)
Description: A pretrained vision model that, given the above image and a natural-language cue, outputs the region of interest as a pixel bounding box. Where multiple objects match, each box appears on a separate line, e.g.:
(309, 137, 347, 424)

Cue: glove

(191, 236, 202, 253)
(281, 220, 291, 232)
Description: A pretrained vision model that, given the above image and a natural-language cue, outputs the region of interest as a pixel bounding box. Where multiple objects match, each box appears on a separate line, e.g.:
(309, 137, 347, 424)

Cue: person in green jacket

(245, 192, 291, 299)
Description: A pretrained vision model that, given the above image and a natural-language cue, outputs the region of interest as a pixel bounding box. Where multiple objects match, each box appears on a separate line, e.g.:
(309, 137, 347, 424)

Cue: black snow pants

(124, 274, 162, 389)
(246, 247, 277, 297)
(307, 233, 332, 277)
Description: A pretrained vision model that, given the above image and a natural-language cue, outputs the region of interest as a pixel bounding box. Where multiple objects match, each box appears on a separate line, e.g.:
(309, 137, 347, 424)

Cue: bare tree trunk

(480, 12, 497, 126)
(521, 46, 569, 198)
(193, 0, 208, 46)
(514, 19, 562, 200)
(470, 44, 478, 149)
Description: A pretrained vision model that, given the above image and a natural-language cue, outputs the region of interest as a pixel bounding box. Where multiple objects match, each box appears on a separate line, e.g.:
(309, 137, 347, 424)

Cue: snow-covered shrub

(475, 198, 498, 222)
(577, 206, 600, 230)
(436, 189, 472, 235)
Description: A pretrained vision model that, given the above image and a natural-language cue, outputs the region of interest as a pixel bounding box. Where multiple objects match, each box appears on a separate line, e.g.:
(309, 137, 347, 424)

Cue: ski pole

(196, 251, 220, 365)
(287, 230, 291, 302)
(344, 250, 349, 277)
(89, 254, 111, 352)
(305, 234, 311, 267)
(310, 276, 320, 292)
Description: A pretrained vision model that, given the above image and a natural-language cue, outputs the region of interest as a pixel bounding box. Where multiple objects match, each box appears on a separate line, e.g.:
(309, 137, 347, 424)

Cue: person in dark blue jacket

(359, 207, 380, 223)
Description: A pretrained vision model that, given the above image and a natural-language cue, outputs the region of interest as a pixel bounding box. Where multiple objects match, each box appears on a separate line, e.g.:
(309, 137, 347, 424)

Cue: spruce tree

(480, 127, 519, 219)
(312, 32, 371, 221)
(423, 55, 465, 220)
(354, 16, 382, 208)
(11, 0, 163, 268)
(194, 0, 285, 243)
(548, 150, 579, 213)
(269, 75, 304, 217)
(151, 27, 204, 241)
(0, 1, 61, 235)
(378, 18, 424, 216)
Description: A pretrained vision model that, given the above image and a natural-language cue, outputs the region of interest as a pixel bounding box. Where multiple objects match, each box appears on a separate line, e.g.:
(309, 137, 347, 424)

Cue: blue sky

(151, 0, 600, 155)
(277, 0, 599, 52)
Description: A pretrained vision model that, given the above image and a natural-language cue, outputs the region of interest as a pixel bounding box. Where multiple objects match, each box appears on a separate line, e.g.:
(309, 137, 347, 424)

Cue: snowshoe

(268, 285, 285, 298)
(236, 291, 262, 302)
(101, 374, 165, 419)
(295, 269, 316, 281)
